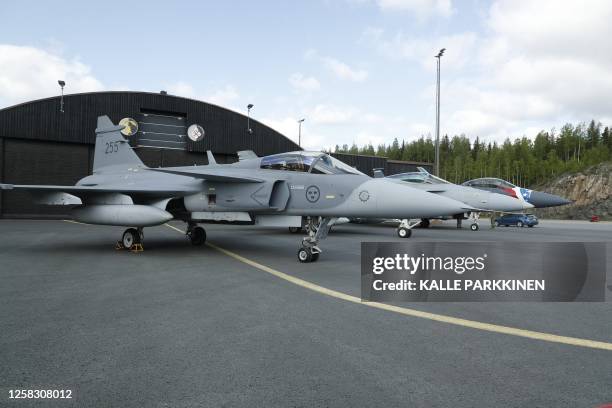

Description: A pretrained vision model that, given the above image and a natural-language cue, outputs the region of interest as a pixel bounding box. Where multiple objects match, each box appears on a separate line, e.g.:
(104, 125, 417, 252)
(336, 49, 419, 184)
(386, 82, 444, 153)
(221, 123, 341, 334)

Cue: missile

(72, 205, 173, 227)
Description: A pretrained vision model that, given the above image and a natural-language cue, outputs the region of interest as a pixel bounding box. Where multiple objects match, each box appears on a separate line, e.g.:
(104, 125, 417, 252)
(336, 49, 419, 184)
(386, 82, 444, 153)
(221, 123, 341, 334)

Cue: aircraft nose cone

(528, 191, 571, 208)
(488, 193, 532, 211)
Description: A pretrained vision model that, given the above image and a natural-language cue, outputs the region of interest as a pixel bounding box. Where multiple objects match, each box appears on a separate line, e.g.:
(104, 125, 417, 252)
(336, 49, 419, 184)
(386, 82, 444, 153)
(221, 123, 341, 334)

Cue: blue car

(494, 214, 538, 228)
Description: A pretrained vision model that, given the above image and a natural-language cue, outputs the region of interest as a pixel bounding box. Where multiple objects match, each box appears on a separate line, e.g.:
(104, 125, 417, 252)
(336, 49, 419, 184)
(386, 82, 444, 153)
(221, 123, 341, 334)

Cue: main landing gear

(298, 216, 335, 263)
(396, 219, 420, 238)
(187, 222, 207, 246)
(469, 212, 480, 231)
(455, 212, 480, 231)
(116, 227, 144, 252)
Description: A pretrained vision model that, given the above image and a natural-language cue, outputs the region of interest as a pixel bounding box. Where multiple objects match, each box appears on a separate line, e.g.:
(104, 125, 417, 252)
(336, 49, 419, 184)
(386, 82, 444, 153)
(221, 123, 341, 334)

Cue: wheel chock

(130, 243, 144, 253)
(115, 241, 125, 250)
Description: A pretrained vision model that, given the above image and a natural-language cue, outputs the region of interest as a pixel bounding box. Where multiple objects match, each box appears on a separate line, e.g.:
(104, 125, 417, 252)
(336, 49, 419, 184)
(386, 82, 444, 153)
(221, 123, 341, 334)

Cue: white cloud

(363, 28, 478, 71)
(365, 1, 612, 142)
(323, 57, 368, 81)
(288, 73, 321, 91)
(376, 0, 453, 18)
(0, 44, 103, 108)
(206, 84, 240, 106)
(166, 81, 197, 98)
(308, 104, 357, 125)
(305, 50, 368, 82)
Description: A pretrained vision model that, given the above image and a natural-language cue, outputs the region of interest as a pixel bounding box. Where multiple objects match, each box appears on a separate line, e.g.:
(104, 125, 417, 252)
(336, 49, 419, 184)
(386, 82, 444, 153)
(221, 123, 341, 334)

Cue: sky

(1, 0, 612, 150)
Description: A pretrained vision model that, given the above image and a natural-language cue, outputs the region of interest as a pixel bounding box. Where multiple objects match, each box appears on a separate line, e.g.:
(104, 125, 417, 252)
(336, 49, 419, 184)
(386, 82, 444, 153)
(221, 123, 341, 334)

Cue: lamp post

(434, 48, 445, 176)
(247, 104, 254, 134)
(58, 80, 66, 113)
(297, 118, 305, 148)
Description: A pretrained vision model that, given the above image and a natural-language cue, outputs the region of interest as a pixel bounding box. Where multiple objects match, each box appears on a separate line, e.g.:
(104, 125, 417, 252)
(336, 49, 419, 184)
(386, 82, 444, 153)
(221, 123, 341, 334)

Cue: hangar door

(1, 139, 90, 217)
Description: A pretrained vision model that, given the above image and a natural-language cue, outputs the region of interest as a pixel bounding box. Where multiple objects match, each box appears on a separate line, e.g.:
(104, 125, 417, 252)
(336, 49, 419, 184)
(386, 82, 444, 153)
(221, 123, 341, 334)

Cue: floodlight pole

(247, 104, 254, 134)
(434, 48, 445, 176)
(298, 118, 305, 148)
(58, 80, 66, 113)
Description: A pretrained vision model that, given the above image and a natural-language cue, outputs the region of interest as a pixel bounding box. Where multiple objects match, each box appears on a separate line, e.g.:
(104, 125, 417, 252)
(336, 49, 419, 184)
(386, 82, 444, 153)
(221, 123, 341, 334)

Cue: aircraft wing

(146, 168, 263, 183)
(0, 183, 198, 204)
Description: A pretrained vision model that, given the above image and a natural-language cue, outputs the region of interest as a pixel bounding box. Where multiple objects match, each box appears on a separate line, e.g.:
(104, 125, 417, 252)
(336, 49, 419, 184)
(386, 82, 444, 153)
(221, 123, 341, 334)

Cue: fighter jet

(377, 167, 533, 231)
(462, 178, 571, 208)
(0, 116, 470, 262)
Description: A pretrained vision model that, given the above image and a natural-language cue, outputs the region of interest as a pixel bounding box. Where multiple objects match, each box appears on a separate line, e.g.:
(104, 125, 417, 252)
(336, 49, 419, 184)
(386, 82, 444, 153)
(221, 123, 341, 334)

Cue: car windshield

(260, 152, 364, 175)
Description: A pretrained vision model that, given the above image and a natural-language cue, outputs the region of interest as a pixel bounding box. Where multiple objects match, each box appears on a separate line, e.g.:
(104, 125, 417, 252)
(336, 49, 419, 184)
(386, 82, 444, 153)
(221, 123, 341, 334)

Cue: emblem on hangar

(187, 124, 205, 142)
(119, 117, 138, 137)
(306, 185, 320, 203)
(359, 190, 370, 202)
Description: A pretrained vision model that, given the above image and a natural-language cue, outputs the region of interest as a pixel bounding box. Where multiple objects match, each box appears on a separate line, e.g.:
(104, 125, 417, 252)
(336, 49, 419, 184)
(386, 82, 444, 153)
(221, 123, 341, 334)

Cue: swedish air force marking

(306, 185, 320, 203)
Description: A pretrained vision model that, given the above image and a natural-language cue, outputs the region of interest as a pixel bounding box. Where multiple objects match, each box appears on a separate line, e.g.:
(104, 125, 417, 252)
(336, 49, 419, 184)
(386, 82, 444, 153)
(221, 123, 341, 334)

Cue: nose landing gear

(396, 219, 420, 238)
(298, 216, 334, 263)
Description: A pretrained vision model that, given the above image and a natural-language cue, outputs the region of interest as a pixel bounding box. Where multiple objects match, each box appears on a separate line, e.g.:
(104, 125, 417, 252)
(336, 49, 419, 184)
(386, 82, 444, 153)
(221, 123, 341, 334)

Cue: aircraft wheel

(517, 221, 524, 228)
(397, 227, 411, 238)
(190, 226, 206, 246)
(420, 218, 430, 228)
(470, 223, 479, 231)
(122, 228, 140, 249)
(289, 226, 301, 234)
(298, 247, 314, 263)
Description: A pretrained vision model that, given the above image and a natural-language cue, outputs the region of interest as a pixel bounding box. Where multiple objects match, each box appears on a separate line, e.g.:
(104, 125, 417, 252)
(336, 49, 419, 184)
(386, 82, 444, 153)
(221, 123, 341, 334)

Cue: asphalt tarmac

(1, 219, 611, 407)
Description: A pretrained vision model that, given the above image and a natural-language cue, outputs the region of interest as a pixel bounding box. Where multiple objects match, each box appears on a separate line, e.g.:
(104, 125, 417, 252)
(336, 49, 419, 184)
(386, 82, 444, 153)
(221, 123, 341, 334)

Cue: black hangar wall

(0, 91, 300, 217)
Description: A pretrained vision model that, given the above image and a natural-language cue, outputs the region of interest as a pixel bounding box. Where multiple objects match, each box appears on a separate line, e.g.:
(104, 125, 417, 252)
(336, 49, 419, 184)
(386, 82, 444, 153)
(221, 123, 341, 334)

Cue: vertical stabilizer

(93, 116, 145, 172)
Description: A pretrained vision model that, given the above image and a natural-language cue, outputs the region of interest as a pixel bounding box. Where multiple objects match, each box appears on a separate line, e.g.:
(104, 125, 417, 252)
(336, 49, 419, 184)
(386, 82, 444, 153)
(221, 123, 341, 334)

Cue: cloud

(376, 0, 453, 18)
(206, 84, 240, 106)
(306, 50, 368, 82)
(364, 1, 612, 142)
(308, 104, 357, 125)
(363, 28, 478, 71)
(166, 81, 196, 98)
(323, 57, 368, 82)
(0, 44, 103, 108)
(288, 73, 321, 91)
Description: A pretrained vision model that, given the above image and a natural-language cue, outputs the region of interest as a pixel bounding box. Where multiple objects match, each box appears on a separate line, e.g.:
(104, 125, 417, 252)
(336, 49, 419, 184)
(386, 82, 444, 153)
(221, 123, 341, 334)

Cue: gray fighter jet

(0, 116, 470, 262)
(462, 178, 571, 208)
(379, 167, 533, 231)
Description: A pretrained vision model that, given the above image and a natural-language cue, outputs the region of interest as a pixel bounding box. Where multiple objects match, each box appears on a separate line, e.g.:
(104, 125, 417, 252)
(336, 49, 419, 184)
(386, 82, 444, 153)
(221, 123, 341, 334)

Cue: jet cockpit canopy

(462, 178, 517, 189)
(259, 151, 365, 175)
(387, 167, 450, 184)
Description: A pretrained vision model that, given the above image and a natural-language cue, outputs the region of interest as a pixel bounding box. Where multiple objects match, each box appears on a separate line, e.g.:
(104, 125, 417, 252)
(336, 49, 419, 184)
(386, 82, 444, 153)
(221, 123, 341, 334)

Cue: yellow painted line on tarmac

(63, 219, 88, 225)
(168, 223, 612, 351)
(164, 223, 186, 234)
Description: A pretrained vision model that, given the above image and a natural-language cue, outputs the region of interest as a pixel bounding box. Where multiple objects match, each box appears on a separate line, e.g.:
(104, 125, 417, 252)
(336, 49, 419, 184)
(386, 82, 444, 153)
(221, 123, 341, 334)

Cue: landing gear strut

(117, 227, 144, 252)
(469, 212, 480, 231)
(187, 223, 207, 246)
(298, 216, 335, 263)
(396, 219, 420, 238)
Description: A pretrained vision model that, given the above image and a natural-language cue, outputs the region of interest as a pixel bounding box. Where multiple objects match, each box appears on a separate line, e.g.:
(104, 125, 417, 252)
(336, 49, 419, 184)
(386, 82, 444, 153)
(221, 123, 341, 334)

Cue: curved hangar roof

(0, 91, 300, 156)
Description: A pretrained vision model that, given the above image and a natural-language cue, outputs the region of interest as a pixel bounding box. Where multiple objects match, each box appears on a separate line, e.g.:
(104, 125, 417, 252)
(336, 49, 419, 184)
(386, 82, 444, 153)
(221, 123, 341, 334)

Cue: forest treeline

(332, 120, 612, 187)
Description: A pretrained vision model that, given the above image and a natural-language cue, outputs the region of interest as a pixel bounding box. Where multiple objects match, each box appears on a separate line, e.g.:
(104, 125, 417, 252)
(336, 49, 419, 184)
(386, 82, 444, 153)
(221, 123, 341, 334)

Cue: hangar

(0, 91, 431, 218)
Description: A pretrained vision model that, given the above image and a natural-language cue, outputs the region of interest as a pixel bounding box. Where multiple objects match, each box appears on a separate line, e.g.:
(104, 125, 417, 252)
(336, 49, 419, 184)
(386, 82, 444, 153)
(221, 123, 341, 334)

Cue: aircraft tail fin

(93, 116, 145, 172)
